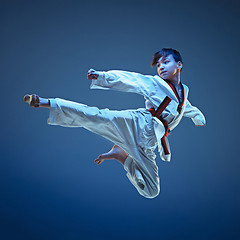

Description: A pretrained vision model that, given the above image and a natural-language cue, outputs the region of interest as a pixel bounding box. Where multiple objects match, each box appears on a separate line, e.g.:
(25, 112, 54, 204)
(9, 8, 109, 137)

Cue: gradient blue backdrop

(1, 0, 240, 239)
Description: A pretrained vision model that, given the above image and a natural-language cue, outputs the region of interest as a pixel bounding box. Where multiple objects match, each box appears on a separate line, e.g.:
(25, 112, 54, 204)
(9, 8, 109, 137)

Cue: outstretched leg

(24, 94, 160, 198)
(94, 145, 128, 166)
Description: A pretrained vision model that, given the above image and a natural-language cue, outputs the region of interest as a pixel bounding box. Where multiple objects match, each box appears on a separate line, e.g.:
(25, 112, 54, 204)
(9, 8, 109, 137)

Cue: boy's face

(156, 54, 182, 81)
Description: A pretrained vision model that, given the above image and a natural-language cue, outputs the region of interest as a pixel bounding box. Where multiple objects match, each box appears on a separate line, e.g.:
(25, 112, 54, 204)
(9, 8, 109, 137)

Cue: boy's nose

(160, 66, 165, 71)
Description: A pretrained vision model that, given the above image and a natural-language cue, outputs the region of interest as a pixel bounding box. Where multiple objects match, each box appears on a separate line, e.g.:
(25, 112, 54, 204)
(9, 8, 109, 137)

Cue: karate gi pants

(47, 98, 160, 198)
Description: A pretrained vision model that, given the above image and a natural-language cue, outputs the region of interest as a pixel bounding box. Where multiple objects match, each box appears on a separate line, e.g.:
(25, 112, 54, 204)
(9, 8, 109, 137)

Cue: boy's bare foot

(94, 145, 128, 166)
(24, 94, 50, 108)
(24, 94, 40, 107)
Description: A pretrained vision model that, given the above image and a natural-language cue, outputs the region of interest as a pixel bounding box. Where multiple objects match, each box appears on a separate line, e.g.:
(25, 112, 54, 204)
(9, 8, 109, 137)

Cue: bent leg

(95, 144, 160, 198)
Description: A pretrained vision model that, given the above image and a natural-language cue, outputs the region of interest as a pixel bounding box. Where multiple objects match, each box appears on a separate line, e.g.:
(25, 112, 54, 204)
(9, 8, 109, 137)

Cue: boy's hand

(87, 69, 99, 80)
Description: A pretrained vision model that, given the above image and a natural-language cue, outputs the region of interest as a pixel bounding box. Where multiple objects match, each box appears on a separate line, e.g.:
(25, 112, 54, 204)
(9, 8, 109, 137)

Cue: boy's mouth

(160, 71, 167, 75)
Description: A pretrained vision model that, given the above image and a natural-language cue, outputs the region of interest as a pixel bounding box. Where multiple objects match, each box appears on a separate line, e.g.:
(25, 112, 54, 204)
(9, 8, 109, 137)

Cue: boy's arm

(183, 99, 206, 127)
(87, 69, 155, 98)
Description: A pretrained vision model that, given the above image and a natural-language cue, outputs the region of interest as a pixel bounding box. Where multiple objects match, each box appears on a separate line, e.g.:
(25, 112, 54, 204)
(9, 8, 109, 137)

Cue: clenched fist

(87, 69, 99, 80)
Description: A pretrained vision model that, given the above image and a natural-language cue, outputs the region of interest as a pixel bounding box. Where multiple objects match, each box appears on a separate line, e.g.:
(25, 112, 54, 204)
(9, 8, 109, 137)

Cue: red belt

(149, 96, 171, 155)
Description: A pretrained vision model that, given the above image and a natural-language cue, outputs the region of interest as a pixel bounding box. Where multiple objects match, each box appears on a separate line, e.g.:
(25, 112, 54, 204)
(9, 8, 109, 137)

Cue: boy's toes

(24, 94, 31, 103)
(94, 159, 102, 165)
(94, 155, 104, 165)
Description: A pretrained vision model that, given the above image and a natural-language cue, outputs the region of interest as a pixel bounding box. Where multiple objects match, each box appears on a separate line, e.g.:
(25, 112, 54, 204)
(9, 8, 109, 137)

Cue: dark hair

(151, 48, 183, 70)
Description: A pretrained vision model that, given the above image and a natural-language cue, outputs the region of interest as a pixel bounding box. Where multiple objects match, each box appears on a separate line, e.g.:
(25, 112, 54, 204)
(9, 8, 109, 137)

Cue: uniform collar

(154, 75, 188, 103)
(165, 80, 185, 106)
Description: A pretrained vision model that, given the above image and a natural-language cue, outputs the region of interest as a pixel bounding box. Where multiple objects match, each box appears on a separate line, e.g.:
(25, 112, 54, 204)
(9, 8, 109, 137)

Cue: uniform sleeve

(183, 99, 206, 126)
(90, 70, 155, 98)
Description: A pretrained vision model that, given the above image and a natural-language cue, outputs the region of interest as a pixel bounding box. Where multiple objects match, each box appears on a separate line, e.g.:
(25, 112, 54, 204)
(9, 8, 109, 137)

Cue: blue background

(1, 0, 240, 239)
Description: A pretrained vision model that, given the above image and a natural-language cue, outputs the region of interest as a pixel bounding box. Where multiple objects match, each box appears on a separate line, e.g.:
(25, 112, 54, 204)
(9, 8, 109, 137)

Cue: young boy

(24, 48, 206, 199)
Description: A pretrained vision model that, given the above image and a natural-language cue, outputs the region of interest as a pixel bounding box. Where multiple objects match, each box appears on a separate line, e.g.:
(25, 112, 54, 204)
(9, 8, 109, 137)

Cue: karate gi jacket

(90, 70, 206, 162)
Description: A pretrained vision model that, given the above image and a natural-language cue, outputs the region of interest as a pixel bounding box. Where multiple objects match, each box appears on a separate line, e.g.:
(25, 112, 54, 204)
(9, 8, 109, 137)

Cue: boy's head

(151, 48, 183, 81)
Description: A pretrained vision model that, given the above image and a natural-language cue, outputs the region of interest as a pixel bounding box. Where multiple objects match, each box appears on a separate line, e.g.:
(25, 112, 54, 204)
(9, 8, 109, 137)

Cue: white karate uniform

(47, 70, 206, 199)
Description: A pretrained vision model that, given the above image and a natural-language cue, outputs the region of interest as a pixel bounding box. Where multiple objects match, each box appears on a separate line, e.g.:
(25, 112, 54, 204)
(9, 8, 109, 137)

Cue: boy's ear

(177, 61, 183, 70)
